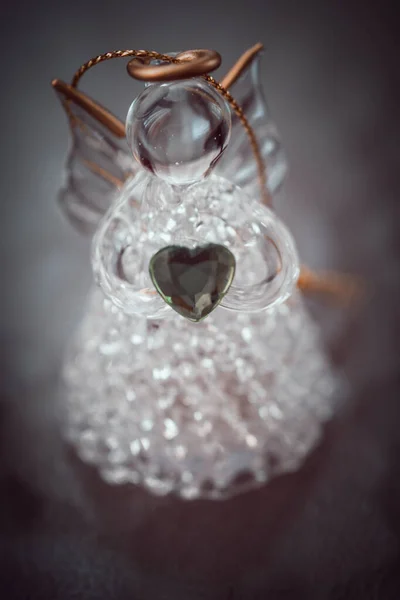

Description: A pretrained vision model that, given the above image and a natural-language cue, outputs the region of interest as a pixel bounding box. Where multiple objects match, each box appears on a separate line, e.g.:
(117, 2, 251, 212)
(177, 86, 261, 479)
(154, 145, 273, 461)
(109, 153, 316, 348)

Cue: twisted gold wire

(71, 50, 176, 88)
(71, 49, 271, 207)
(204, 74, 269, 205)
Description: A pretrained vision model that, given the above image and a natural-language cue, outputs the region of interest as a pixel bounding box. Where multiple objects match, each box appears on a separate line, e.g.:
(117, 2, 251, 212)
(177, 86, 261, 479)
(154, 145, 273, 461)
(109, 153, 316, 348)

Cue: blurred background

(0, 0, 399, 598)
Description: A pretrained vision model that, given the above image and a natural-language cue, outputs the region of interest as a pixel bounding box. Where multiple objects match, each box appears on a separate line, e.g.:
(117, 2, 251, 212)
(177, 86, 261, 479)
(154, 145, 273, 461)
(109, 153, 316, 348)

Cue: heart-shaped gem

(149, 243, 236, 322)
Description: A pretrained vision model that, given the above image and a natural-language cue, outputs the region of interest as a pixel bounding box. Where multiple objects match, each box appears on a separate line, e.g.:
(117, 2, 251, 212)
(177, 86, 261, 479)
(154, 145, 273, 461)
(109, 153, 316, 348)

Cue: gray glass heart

(149, 244, 236, 322)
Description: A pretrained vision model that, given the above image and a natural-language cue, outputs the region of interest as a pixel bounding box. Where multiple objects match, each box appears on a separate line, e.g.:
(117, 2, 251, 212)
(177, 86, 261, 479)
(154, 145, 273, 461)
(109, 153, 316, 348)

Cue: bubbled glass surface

(126, 79, 231, 185)
(62, 288, 341, 499)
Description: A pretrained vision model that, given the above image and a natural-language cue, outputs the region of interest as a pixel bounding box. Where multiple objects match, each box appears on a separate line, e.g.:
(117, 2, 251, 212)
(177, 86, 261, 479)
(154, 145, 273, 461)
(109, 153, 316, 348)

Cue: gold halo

(126, 49, 221, 82)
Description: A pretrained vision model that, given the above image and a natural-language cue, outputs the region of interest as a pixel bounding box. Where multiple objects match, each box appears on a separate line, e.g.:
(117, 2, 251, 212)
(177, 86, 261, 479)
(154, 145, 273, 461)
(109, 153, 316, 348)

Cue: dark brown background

(0, 0, 400, 598)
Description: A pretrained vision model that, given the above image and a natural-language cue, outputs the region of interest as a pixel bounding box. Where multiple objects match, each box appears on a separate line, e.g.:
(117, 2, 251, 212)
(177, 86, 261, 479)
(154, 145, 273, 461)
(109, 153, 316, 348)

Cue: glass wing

(215, 51, 288, 200)
(54, 83, 136, 234)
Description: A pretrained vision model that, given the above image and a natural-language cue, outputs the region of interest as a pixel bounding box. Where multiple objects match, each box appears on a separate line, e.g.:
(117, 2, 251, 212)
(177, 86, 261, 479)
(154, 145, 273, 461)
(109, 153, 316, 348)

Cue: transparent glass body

(57, 50, 340, 499)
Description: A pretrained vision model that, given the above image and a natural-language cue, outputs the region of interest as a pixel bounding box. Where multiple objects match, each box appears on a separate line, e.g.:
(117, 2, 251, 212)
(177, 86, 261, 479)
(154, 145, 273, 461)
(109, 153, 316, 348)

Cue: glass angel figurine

(53, 45, 344, 499)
